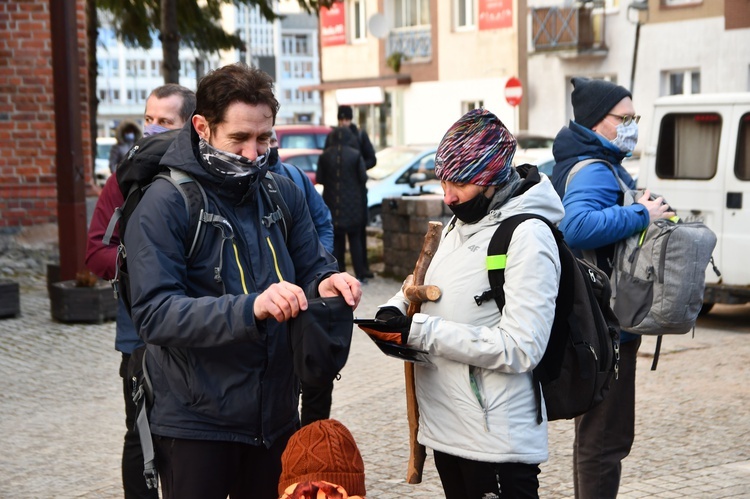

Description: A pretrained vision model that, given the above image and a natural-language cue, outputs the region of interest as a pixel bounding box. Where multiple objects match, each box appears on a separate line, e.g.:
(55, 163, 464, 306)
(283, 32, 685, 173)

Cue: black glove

(366, 306, 412, 345)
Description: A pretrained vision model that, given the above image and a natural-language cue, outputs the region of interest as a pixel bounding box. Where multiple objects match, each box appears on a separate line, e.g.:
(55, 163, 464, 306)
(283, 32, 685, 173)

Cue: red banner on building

(320, 2, 346, 47)
(479, 0, 513, 31)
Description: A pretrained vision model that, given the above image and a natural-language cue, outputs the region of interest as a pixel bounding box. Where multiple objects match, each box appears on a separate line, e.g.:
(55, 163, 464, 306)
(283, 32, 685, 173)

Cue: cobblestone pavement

(1, 273, 749, 498)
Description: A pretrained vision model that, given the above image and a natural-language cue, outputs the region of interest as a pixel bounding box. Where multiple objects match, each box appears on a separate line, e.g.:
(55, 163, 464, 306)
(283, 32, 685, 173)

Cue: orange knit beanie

(278, 419, 366, 497)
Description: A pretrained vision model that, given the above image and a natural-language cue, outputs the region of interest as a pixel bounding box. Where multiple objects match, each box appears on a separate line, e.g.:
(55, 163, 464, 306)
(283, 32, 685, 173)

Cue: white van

(637, 93, 750, 312)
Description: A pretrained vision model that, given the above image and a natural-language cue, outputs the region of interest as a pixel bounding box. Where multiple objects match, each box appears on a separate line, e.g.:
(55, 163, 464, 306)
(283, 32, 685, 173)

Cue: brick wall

(0, 0, 92, 234)
(381, 195, 453, 280)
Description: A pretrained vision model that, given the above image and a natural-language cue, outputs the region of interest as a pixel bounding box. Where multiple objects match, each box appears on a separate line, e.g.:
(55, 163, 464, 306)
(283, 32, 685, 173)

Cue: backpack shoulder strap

(477, 213, 561, 310)
(259, 172, 293, 243)
(164, 168, 209, 260)
(567, 157, 631, 195)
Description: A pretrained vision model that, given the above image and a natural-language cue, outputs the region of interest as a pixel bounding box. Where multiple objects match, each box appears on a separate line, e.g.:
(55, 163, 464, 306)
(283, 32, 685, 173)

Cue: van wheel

(699, 302, 715, 315)
(368, 206, 382, 228)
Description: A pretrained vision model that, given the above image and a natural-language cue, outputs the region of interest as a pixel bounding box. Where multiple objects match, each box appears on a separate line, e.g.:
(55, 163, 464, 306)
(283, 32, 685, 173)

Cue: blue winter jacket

(269, 157, 334, 253)
(551, 121, 650, 343)
(123, 123, 339, 447)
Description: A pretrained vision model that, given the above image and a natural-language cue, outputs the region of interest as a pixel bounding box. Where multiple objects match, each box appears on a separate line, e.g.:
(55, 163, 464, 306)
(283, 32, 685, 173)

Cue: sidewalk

(0, 273, 748, 498)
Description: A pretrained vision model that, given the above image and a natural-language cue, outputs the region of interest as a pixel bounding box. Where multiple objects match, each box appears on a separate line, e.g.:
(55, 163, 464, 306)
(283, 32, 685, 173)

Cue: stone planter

(47, 262, 61, 290)
(0, 280, 21, 319)
(49, 279, 117, 324)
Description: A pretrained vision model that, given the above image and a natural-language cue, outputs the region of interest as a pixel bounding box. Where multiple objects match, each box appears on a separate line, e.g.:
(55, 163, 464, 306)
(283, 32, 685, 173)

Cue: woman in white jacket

(374, 109, 564, 498)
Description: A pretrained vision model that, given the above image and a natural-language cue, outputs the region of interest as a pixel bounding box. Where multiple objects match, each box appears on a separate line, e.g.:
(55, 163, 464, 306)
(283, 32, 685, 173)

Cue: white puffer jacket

(383, 172, 564, 464)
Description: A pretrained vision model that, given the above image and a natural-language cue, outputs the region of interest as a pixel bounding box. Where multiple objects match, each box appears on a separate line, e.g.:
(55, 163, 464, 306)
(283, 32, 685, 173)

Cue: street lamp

(628, 0, 649, 94)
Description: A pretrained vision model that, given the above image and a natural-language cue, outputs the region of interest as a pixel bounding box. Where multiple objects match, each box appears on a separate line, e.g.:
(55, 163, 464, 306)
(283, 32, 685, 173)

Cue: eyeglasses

(607, 113, 641, 126)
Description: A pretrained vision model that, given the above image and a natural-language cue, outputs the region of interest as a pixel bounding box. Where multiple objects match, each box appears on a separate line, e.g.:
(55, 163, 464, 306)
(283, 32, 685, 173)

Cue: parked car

(95, 137, 116, 187)
(515, 131, 555, 151)
(513, 150, 555, 177)
(366, 145, 440, 226)
(278, 148, 322, 184)
(273, 124, 330, 150)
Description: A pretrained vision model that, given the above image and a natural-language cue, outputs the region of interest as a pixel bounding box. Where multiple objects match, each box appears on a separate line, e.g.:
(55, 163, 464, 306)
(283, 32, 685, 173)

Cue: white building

(96, 1, 322, 136)
(525, 0, 750, 159)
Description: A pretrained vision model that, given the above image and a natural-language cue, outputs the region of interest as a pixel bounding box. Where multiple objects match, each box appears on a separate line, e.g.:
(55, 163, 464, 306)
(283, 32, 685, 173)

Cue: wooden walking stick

(403, 220, 443, 484)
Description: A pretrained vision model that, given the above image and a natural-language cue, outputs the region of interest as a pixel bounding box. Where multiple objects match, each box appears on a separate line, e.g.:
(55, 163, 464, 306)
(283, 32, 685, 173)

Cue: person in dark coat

(316, 126, 369, 282)
(109, 119, 142, 173)
(326, 105, 377, 278)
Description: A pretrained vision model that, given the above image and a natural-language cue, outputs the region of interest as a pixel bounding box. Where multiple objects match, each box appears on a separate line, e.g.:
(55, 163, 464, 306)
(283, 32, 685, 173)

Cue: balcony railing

(387, 27, 432, 62)
(531, 2, 607, 54)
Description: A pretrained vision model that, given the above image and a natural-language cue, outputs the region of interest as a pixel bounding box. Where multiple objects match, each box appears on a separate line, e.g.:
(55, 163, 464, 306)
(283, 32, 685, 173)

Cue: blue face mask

(611, 122, 638, 154)
(143, 123, 171, 137)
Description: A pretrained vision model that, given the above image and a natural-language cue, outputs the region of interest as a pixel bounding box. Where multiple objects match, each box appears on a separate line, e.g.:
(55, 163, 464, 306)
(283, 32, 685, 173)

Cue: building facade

(517, 0, 749, 160)
(307, 0, 528, 149)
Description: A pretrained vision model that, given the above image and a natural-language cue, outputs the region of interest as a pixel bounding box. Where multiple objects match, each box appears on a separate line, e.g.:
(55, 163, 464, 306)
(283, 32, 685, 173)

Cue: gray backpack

(567, 160, 719, 337)
(612, 217, 717, 335)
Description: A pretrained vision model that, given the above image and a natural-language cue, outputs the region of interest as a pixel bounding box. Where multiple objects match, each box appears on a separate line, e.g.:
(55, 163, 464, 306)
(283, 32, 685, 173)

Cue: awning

(335, 87, 384, 105)
(299, 74, 412, 94)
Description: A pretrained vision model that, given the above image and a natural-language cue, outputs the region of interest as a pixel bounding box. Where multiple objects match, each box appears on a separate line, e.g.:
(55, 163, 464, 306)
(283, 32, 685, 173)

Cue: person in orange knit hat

(278, 419, 366, 498)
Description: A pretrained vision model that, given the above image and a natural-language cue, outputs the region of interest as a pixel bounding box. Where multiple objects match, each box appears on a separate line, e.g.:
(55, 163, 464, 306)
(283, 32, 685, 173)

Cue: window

(394, 0, 430, 28)
(350, 0, 367, 41)
(665, 69, 700, 96)
(663, 0, 702, 6)
(462, 100, 484, 113)
(282, 34, 311, 56)
(455, 0, 475, 29)
(736, 113, 750, 181)
(655, 113, 721, 179)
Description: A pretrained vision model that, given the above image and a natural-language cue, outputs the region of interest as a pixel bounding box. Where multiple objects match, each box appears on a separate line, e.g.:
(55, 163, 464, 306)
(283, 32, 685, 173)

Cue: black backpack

(102, 129, 292, 313)
(476, 213, 621, 423)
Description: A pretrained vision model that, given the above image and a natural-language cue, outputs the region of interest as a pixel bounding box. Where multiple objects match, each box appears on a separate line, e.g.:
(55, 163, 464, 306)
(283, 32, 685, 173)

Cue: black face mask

(448, 189, 491, 224)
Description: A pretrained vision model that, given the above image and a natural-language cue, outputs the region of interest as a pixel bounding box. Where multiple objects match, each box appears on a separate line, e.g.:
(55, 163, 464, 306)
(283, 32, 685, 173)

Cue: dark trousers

(573, 337, 641, 499)
(434, 450, 540, 499)
(153, 430, 293, 499)
(333, 226, 367, 279)
(300, 380, 333, 427)
(120, 353, 159, 499)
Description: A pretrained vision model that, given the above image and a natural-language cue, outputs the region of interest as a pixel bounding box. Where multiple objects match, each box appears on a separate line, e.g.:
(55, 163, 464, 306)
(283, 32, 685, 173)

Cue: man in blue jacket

(268, 128, 337, 427)
(123, 63, 361, 499)
(551, 77, 673, 499)
(268, 128, 333, 253)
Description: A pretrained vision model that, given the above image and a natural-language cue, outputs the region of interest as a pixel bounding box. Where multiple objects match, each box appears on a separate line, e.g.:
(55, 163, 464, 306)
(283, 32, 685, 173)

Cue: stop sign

(505, 77, 523, 107)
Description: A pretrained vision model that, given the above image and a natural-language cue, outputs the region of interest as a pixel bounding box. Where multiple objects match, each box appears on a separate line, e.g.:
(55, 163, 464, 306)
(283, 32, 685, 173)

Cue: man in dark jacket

(551, 77, 673, 499)
(316, 126, 369, 283)
(123, 63, 362, 499)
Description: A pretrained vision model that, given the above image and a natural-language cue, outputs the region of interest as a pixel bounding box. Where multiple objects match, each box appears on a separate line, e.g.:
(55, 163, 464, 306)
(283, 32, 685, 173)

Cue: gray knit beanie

(571, 77, 632, 129)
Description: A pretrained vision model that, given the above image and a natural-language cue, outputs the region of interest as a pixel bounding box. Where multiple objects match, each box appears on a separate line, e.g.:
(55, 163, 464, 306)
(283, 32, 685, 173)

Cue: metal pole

(49, 0, 88, 281)
(629, 20, 641, 93)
